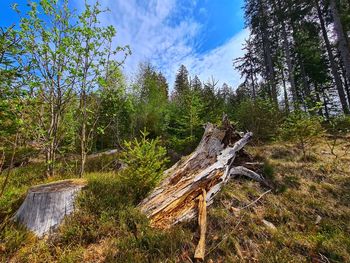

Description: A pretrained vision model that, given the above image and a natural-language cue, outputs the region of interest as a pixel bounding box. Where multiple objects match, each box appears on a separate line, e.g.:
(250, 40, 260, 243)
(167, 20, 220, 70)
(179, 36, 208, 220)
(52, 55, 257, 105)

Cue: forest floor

(1, 137, 350, 262)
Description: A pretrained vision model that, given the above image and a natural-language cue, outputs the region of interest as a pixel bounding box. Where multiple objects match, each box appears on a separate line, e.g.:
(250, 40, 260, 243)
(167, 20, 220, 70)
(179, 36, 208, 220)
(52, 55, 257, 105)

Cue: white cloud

(173, 29, 249, 88)
(81, 0, 247, 89)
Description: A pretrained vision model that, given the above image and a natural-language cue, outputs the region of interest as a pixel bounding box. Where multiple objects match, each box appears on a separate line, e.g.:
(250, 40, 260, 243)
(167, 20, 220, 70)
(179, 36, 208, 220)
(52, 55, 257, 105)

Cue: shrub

(325, 115, 350, 134)
(324, 115, 350, 158)
(262, 161, 275, 181)
(120, 130, 169, 203)
(279, 111, 324, 159)
(0, 222, 31, 260)
(234, 99, 283, 141)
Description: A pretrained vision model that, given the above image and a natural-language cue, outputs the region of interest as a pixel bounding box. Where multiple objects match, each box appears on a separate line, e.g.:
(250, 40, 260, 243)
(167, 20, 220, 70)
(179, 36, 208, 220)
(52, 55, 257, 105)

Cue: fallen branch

(205, 215, 244, 257)
(240, 189, 272, 210)
(229, 166, 265, 183)
(194, 189, 207, 261)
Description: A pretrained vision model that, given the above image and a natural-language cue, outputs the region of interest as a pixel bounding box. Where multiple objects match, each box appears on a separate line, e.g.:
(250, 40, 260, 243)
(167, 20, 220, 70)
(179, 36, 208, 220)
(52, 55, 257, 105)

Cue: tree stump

(139, 115, 266, 229)
(13, 179, 87, 237)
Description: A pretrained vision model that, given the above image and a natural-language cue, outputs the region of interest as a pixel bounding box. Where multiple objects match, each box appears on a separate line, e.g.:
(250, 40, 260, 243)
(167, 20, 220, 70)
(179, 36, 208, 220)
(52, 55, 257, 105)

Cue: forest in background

(1, 0, 350, 262)
(1, 0, 350, 179)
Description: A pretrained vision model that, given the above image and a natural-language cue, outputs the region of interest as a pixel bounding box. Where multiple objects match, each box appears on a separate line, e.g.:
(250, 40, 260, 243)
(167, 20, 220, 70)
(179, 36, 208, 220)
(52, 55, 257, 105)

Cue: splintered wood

(139, 116, 266, 229)
(194, 189, 207, 261)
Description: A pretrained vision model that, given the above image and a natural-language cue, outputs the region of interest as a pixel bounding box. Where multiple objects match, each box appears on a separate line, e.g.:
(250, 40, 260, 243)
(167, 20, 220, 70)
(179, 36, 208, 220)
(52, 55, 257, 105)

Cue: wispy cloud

(175, 29, 249, 88)
(85, 0, 247, 89)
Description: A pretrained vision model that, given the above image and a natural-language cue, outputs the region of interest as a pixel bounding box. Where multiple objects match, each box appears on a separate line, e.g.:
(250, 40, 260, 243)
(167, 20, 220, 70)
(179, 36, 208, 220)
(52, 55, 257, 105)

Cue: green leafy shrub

(0, 162, 47, 222)
(234, 99, 283, 141)
(77, 173, 127, 216)
(279, 111, 324, 159)
(120, 130, 169, 203)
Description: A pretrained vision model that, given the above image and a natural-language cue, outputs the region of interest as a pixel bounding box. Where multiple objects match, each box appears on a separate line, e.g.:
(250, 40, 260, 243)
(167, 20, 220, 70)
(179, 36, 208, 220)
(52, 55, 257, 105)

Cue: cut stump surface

(13, 179, 87, 237)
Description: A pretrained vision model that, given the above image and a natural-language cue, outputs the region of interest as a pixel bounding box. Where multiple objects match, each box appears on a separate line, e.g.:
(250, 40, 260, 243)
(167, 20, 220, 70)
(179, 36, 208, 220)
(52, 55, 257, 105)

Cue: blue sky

(1, 0, 248, 88)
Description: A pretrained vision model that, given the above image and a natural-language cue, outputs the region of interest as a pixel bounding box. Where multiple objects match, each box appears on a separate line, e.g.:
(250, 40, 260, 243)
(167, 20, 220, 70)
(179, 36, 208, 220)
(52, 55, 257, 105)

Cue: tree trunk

(322, 87, 330, 119)
(330, 0, 350, 84)
(249, 54, 257, 100)
(340, 53, 350, 106)
(80, 117, 87, 178)
(277, 0, 298, 108)
(281, 68, 290, 114)
(0, 133, 18, 197)
(314, 83, 324, 116)
(0, 149, 5, 175)
(79, 36, 91, 178)
(299, 60, 310, 111)
(13, 179, 87, 237)
(315, 0, 350, 114)
(45, 83, 59, 178)
(139, 116, 266, 229)
(344, 72, 350, 107)
(259, 1, 277, 105)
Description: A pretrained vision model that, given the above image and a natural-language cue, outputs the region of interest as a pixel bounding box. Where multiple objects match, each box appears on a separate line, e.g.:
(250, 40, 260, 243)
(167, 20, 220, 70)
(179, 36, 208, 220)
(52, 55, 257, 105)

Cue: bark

(13, 179, 87, 237)
(139, 116, 266, 229)
(330, 0, 350, 84)
(340, 54, 350, 106)
(315, 0, 350, 114)
(344, 73, 350, 107)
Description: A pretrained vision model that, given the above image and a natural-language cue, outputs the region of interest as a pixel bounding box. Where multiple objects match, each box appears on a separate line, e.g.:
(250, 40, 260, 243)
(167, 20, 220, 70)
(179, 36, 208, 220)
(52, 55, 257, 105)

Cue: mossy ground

(1, 137, 349, 262)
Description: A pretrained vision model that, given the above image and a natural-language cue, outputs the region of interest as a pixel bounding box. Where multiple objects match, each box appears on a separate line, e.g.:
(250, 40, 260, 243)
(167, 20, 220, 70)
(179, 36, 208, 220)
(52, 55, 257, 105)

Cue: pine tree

(134, 63, 169, 138)
(174, 65, 190, 99)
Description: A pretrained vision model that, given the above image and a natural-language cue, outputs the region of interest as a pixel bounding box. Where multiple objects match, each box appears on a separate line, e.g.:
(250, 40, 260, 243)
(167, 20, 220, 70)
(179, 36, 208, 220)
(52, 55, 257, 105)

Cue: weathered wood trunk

(13, 179, 87, 237)
(139, 117, 265, 229)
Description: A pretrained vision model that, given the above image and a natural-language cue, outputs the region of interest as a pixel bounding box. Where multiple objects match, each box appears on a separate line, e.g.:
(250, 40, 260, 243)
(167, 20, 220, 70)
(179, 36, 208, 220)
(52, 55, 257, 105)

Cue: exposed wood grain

(194, 189, 207, 261)
(139, 116, 267, 229)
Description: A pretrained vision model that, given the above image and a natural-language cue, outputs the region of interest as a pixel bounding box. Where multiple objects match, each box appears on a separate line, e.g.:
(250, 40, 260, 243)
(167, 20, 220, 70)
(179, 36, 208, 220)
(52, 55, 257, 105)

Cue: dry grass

(1, 136, 350, 262)
(202, 136, 350, 262)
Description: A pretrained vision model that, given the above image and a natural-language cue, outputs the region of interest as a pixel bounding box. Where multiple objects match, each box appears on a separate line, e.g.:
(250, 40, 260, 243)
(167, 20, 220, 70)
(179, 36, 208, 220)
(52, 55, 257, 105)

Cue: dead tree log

(139, 116, 266, 229)
(13, 179, 87, 237)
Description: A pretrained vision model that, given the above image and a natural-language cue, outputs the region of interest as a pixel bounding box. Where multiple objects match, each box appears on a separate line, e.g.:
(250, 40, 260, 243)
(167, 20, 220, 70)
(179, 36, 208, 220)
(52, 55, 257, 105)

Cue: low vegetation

(1, 0, 350, 261)
(1, 129, 349, 262)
